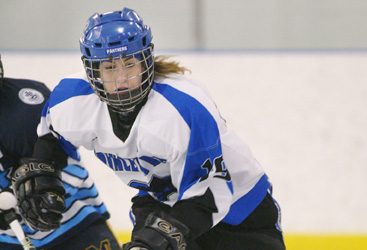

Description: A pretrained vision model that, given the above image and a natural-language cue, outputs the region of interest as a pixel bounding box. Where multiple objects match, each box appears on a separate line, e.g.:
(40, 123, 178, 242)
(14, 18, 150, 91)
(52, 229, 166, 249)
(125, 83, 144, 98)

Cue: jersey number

(199, 156, 231, 182)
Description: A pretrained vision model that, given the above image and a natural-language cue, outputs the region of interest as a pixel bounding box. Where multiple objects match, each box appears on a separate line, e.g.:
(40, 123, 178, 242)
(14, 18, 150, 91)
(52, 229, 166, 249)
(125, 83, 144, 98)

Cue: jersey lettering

(96, 153, 142, 172)
(95, 152, 166, 175)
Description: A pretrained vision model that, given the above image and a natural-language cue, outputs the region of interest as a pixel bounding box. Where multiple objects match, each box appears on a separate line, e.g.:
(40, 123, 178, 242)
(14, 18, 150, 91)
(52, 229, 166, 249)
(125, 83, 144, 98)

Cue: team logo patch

(18, 88, 44, 105)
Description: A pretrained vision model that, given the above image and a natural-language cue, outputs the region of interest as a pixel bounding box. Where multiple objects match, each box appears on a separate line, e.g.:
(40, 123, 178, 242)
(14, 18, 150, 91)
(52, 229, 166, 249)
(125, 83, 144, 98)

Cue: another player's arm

(12, 133, 68, 231)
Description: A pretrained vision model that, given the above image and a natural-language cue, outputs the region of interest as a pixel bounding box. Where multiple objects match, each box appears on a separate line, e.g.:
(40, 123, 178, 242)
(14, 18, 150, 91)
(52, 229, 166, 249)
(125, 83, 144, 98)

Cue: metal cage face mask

(83, 46, 154, 113)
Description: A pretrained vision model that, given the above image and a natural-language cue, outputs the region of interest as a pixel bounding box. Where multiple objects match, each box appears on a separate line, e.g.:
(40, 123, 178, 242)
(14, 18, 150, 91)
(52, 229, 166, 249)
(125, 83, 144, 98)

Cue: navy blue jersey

(0, 78, 49, 174)
(0, 78, 110, 248)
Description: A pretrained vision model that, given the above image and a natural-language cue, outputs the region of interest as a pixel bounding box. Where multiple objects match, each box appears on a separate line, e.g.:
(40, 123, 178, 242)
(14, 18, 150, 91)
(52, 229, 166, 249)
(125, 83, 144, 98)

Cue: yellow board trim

(117, 231, 132, 245)
(284, 234, 367, 250)
(117, 231, 367, 250)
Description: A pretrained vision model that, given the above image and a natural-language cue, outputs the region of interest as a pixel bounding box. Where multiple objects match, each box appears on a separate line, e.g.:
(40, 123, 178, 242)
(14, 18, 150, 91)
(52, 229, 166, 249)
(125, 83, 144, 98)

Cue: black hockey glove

(12, 158, 66, 231)
(123, 212, 190, 250)
(0, 212, 10, 230)
(0, 209, 22, 230)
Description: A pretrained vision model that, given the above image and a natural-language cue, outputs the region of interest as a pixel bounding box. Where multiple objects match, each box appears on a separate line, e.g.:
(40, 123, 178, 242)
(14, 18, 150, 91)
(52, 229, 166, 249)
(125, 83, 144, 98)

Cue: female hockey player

(0, 55, 121, 249)
(12, 8, 286, 250)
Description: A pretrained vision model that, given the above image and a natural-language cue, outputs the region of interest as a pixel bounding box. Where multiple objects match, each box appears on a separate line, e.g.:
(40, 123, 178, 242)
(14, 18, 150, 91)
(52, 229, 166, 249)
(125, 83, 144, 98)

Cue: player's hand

(12, 158, 66, 231)
(123, 212, 190, 250)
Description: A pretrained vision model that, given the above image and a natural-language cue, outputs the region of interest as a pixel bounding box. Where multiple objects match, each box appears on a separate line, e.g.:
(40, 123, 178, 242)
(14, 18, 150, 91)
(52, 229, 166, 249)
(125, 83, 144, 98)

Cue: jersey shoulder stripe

(152, 82, 220, 154)
(151, 79, 233, 201)
(49, 72, 94, 109)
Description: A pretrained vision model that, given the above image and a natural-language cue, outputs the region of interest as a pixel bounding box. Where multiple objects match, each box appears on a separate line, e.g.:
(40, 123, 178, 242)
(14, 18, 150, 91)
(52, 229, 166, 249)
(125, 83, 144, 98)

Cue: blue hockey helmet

(80, 8, 154, 114)
(80, 8, 152, 59)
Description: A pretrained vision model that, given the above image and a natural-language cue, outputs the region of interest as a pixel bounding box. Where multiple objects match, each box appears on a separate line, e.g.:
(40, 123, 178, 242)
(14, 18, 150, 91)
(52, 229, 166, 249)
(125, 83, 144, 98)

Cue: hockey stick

(0, 192, 36, 250)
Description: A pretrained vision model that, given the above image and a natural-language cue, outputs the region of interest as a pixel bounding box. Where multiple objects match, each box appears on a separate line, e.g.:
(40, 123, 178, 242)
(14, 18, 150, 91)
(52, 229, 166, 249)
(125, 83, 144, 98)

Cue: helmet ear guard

(80, 8, 154, 114)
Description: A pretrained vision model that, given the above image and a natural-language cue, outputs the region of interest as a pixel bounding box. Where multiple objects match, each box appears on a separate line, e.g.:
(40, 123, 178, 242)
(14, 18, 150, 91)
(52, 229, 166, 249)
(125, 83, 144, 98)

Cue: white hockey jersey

(39, 71, 271, 228)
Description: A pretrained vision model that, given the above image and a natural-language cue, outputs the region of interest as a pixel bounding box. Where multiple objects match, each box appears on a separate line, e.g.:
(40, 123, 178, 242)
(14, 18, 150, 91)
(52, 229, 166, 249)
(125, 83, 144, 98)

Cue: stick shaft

(0, 192, 36, 249)
(6, 213, 36, 250)
(9, 220, 36, 250)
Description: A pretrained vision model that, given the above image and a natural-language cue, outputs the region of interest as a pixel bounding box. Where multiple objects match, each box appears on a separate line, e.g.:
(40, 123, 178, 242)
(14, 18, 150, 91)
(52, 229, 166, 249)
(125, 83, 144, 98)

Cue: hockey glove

(123, 212, 190, 250)
(12, 158, 66, 231)
(0, 212, 10, 230)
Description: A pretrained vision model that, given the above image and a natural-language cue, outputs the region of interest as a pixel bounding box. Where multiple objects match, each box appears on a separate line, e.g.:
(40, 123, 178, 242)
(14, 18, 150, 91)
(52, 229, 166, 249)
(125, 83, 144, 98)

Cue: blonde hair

(154, 55, 190, 78)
